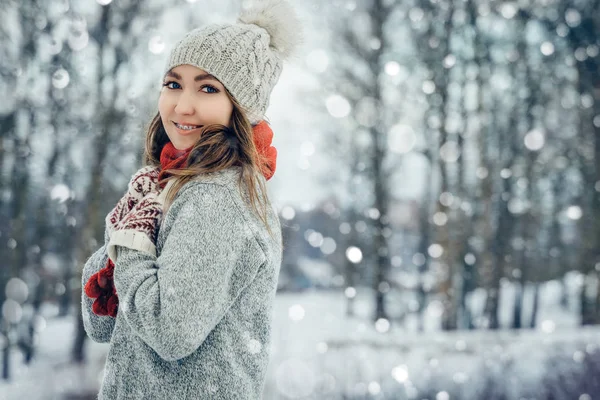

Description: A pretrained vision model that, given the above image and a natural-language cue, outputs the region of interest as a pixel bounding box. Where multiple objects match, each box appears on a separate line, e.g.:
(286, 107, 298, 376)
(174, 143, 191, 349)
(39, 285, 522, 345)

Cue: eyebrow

(166, 71, 219, 82)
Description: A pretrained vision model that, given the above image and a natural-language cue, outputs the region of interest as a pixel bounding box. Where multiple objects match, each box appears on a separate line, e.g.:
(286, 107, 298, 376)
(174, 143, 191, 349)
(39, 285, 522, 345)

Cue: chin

(166, 130, 199, 150)
(174, 142, 192, 151)
(168, 137, 192, 151)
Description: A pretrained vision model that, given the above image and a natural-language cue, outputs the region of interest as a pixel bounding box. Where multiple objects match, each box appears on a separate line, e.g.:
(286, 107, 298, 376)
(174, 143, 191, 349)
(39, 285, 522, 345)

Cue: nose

(174, 90, 195, 115)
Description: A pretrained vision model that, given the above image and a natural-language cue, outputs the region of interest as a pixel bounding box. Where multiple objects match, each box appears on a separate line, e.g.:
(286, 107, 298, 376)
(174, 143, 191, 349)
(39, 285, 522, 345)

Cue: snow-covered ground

(1, 284, 599, 400)
(0, 303, 108, 400)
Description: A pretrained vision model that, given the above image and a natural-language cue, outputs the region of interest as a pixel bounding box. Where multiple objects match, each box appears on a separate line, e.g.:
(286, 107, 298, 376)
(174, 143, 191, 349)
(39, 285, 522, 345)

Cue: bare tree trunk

(482, 172, 501, 329)
(553, 0, 600, 327)
(371, 137, 390, 322)
(71, 0, 153, 360)
(0, 112, 16, 381)
(370, 0, 391, 323)
(72, 304, 87, 363)
(72, 120, 114, 364)
(344, 209, 358, 318)
(581, 280, 596, 326)
(24, 47, 68, 358)
(455, 38, 473, 330)
(464, 0, 501, 330)
(343, 132, 361, 318)
(2, 111, 33, 379)
(512, 282, 523, 329)
(594, 277, 600, 322)
(416, 153, 433, 332)
(529, 283, 540, 328)
(72, 4, 112, 364)
(560, 276, 569, 309)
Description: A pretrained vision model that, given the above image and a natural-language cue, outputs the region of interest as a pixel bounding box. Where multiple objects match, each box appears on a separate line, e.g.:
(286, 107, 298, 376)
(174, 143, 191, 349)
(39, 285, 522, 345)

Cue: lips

(173, 121, 202, 130)
(172, 121, 203, 135)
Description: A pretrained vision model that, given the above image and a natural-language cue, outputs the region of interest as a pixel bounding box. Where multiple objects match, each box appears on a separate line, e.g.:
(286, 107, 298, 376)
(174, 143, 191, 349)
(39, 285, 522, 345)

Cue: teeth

(175, 122, 201, 130)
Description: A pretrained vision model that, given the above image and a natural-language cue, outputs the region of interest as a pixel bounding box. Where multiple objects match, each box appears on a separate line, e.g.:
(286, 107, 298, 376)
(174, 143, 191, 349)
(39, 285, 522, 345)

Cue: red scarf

(158, 120, 277, 187)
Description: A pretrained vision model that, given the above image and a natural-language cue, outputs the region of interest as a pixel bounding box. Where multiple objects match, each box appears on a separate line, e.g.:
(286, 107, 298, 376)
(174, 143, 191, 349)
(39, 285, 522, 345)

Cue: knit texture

(85, 120, 279, 319)
(84, 258, 118, 317)
(164, 0, 302, 125)
(166, 24, 278, 125)
(86, 166, 162, 318)
(105, 166, 160, 240)
(81, 167, 282, 399)
(107, 192, 163, 261)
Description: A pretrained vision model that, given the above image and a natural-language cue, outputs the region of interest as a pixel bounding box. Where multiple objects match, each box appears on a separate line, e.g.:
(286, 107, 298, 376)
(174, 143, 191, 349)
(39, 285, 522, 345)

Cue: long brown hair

(143, 90, 275, 238)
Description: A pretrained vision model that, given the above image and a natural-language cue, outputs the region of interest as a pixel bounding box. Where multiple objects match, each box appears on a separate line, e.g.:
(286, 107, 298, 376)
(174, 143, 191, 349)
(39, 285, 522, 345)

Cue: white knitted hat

(164, 0, 302, 125)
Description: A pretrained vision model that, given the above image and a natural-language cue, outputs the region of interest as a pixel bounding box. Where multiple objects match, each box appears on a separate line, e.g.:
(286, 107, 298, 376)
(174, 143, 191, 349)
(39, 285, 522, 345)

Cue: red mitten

(85, 259, 119, 318)
(106, 288, 119, 317)
(85, 273, 102, 299)
(97, 260, 114, 288)
(91, 291, 118, 317)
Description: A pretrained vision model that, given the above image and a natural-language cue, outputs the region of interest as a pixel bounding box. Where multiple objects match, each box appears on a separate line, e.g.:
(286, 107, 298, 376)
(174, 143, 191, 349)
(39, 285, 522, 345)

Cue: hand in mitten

(105, 166, 161, 237)
(87, 166, 160, 318)
(87, 192, 164, 318)
(107, 191, 164, 262)
(84, 258, 119, 317)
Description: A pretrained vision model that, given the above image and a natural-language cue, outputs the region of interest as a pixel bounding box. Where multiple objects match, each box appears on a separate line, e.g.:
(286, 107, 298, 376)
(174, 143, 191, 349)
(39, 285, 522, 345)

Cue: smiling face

(158, 64, 234, 150)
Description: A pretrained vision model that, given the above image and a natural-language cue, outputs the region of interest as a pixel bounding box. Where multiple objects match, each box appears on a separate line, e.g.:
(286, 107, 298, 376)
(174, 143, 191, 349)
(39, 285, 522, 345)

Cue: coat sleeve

(81, 228, 116, 343)
(112, 183, 267, 362)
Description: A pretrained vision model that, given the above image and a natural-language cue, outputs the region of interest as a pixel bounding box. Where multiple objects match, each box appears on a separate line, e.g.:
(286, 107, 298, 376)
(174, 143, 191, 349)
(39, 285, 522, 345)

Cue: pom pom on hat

(238, 0, 303, 59)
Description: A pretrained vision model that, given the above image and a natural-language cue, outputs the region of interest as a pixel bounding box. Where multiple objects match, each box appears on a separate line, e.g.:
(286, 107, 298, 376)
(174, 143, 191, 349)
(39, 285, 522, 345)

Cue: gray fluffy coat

(81, 167, 282, 399)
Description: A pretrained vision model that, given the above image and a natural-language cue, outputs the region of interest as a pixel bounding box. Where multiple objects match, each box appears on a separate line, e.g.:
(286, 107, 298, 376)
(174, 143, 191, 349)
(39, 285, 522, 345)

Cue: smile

(173, 122, 202, 131)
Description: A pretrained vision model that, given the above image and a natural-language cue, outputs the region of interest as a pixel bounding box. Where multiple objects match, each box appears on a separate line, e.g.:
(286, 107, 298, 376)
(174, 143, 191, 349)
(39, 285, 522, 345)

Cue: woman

(81, 1, 302, 398)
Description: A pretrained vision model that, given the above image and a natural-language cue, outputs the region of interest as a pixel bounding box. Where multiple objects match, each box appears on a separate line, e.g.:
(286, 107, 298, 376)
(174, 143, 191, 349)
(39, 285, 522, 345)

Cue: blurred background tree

(0, 0, 599, 397)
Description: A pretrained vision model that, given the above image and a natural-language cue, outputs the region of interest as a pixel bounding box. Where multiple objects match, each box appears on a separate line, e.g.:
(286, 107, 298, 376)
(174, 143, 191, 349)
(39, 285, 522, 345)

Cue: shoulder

(158, 175, 258, 256)
(175, 167, 267, 213)
(174, 167, 245, 212)
(188, 166, 243, 187)
(163, 167, 268, 234)
(167, 171, 243, 222)
(171, 167, 282, 253)
(158, 168, 282, 272)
